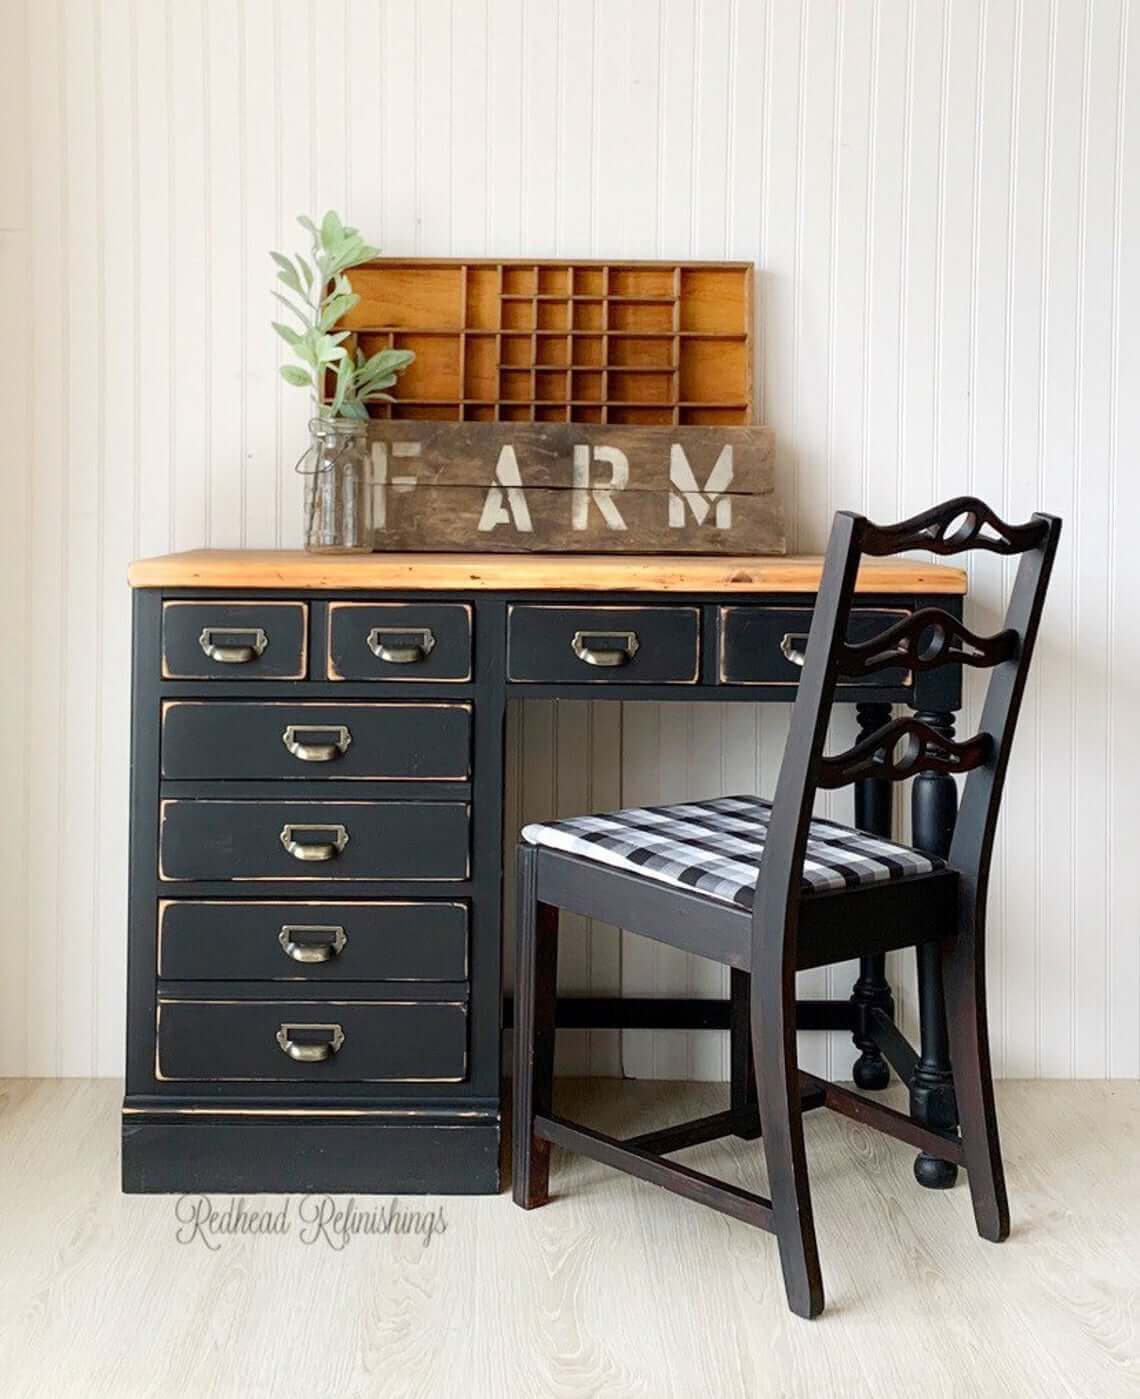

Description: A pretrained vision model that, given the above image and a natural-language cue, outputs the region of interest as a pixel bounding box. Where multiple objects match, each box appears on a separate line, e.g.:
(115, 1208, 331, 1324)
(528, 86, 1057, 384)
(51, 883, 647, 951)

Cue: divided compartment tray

(341, 259, 752, 427)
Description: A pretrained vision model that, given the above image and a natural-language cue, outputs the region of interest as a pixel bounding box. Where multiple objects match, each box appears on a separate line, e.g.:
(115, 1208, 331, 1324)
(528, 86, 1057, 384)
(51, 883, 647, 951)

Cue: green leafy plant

(271, 210, 414, 419)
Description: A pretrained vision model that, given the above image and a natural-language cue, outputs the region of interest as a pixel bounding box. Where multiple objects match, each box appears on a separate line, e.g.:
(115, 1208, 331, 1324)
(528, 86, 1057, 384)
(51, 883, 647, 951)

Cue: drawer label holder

(275, 1022, 345, 1063)
(277, 924, 349, 964)
(279, 824, 350, 863)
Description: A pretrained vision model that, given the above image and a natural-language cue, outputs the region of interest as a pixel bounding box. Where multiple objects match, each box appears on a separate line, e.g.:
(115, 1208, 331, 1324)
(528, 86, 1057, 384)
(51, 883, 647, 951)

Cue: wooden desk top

(127, 550, 967, 595)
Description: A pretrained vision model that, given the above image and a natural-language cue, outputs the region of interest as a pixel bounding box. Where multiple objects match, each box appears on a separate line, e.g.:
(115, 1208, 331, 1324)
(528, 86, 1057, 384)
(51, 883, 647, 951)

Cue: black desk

(122, 550, 966, 1194)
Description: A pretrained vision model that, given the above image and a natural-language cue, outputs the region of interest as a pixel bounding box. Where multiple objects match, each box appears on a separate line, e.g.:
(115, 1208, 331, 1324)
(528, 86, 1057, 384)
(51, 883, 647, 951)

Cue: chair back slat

(815, 716, 992, 790)
(860, 495, 1052, 558)
(835, 606, 1016, 679)
(751, 497, 1061, 972)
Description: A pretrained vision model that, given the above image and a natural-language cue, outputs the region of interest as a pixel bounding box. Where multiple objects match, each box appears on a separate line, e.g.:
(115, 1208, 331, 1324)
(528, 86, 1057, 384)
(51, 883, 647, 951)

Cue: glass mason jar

(301, 417, 373, 553)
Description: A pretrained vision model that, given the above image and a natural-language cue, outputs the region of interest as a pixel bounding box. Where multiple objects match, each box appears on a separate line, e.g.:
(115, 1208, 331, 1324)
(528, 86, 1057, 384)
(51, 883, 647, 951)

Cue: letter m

(668, 444, 734, 529)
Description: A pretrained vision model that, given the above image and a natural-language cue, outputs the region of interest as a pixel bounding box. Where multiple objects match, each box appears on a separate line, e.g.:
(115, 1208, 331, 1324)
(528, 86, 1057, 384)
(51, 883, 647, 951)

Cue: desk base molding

(121, 1114, 500, 1195)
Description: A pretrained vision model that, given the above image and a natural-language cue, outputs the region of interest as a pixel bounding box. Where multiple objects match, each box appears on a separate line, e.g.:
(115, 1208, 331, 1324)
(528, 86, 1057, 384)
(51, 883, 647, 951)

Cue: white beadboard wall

(2, 0, 1137, 1081)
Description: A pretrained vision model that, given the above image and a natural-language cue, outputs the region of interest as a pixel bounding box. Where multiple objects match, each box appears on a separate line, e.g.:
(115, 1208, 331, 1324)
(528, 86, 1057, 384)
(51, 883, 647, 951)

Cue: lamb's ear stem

(329, 356, 349, 418)
(336, 332, 361, 416)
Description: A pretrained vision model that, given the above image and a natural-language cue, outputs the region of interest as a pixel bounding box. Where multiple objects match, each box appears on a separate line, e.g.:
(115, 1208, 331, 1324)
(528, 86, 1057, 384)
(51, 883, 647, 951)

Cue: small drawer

(719, 606, 912, 687)
(508, 605, 700, 684)
(160, 701, 471, 781)
(328, 603, 472, 682)
(158, 899, 468, 981)
(156, 998, 467, 1081)
(161, 601, 308, 680)
(159, 799, 470, 882)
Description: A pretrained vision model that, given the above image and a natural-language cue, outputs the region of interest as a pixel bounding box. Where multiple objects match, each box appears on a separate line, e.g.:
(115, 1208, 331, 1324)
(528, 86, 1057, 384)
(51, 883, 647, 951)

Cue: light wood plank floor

(0, 1079, 1136, 1398)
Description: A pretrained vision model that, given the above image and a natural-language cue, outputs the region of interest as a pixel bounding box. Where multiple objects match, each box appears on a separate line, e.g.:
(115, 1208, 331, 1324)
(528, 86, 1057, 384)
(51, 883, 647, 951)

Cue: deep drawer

(158, 800, 470, 882)
(157, 900, 469, 981)
(327, 602, 473, 682)
(160, 701, 472, 781)
(156, 999, 467, 1081)
(162, 601, 308, 680)
(507, 605, 700, 684)
(718, 607, 912, 688)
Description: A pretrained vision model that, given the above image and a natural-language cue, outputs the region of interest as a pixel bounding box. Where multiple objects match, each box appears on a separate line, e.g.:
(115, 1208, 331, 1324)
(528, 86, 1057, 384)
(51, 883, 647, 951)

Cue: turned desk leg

(910, 708, 960, 1189)
(850, 702, 895, 1091)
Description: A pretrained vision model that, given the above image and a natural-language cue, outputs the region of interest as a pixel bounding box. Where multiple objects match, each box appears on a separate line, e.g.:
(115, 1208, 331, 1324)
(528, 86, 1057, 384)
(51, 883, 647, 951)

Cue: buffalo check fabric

(521, 794, 944, 910)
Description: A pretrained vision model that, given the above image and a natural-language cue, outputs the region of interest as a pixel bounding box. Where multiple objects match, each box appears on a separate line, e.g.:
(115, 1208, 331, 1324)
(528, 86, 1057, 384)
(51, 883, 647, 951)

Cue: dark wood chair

(511, 497, 1061, 1319)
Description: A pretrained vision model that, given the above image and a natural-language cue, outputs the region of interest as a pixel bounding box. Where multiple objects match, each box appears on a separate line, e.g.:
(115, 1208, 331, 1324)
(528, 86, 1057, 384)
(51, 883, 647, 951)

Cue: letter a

(478, 445, 533, 532)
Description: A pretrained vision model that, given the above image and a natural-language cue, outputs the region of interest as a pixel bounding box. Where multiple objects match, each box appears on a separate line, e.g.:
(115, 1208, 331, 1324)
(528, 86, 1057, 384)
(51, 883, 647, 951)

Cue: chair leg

(753, 977, 825, 1319)
(729, 969, 761, 1138)
(512, 844, 560, 1210)
(942, 920, 1010, 1243)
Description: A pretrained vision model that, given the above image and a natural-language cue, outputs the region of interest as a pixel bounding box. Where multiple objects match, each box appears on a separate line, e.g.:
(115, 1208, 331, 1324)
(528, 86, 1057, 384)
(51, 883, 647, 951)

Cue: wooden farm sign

(366, 422, 782, 554)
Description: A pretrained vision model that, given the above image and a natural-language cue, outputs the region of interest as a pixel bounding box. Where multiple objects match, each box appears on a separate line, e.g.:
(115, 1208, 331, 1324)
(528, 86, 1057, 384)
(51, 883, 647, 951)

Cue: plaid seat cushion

(521, 794, 944, 910)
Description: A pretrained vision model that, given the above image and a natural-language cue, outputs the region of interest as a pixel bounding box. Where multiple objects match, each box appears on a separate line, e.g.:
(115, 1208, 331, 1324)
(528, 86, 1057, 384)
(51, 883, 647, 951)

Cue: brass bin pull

(279, 823, 350, 862)
(779, 633, 810, 668)
(275, 1022, 345, 1062)
(198, 626, 269, 664)
(282, 724, 352, 763)
(571, 630, 640, 668)
(367, 626, 436, 664)
(278, 924, 348, 963)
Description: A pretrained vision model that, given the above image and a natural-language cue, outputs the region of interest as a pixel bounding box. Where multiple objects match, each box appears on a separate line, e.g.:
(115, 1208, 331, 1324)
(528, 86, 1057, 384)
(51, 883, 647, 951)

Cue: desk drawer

(158, 900, 469, 981)
(156, 999, 467, 1082)
(158, 800, 470, 882)
(508, 605, 700, 684)
(328, 603, 472, 682)
(162, 601, 308, 680)
(719, 607, 911, 688)
(160, 701, 471, 781)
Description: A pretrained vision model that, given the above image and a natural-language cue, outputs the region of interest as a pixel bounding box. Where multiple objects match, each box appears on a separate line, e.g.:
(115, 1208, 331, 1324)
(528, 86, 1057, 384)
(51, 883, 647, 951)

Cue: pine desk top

(127, 551, 967, 595)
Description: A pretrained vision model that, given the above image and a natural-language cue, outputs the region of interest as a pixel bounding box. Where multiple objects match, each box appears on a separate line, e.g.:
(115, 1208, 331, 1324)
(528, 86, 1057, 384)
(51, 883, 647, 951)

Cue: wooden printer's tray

(340, 259, 753, 427)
